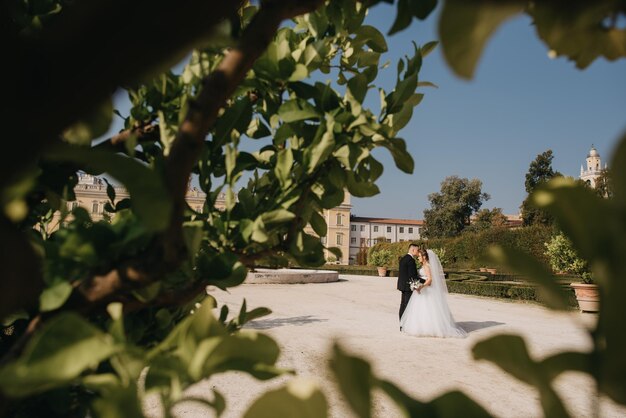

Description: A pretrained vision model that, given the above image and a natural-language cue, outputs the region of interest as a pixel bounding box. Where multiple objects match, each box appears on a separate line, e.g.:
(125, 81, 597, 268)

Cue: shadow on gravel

(246, 315, 328, 329)
(457, 321, 505, 333)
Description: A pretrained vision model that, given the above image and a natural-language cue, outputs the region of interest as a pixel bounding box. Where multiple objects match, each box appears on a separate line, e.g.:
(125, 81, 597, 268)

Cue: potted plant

(368, 249, 393, 277)
(545, 233, 598, 312)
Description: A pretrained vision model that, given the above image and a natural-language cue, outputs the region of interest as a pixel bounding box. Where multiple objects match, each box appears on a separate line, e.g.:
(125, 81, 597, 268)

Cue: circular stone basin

(246, 268, 339, 284)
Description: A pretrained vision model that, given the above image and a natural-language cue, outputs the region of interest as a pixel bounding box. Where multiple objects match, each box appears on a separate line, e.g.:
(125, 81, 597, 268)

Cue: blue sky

(106, 5, 625, 220)
(355, 6, 626, 219)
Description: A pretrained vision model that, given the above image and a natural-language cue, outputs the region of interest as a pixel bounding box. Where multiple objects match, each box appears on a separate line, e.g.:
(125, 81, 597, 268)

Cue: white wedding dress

(400, 250, 467, 338)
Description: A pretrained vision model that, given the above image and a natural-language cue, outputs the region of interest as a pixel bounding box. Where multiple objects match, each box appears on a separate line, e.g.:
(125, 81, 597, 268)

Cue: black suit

(397, 253, 423, 320)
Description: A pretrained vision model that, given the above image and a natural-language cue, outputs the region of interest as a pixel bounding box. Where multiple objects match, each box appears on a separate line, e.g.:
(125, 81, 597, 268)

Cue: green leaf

(0, 313, 118, 397)
(305, 129, 335, 174)
(487, 245, 570, 310)
(610, 131, 626, 204)
(183, 221, 205, 261)
(378, 379, 493, 417)
(289, 63, 309, 82)
(244, 378, 328, 418)
(473, 334, 571, 417)
(42, 143, 172, 232)
(214, 97, 253, 145)
(389, 0, 412, 35)
(409, 0, 438, 20)
(275, 148, 294, 188)
(247, 118, 272, 139)
(194, 330, 281, 379)
(103, 178, 116, 202)
(345, 172, 379, 198)
(62, 98, 113, 146)
(90, 384, 143, 418)
(198, 254, 249, 290)
(439, 0, 523, 79)
(261, 209, 296, 225)
(530, 3, 626, 70)
(309, 211, 327, 237)
(347, 74, 368, 103)
(131, 282, 162, 303)
(39, 279, 73, 312)
(382, 137, 414, 174)
(330, 344, 372, 418)
(355, 25, 388, 53)
(420, 40, 439, 57)
(279, 99, 321, 123)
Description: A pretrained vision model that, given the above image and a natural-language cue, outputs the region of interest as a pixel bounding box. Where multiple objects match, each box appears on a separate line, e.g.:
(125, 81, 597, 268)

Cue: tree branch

(161, 0, 325, 265)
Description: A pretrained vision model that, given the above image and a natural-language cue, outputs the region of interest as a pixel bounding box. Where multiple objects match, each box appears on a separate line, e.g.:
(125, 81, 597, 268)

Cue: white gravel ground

(145, 274, 626, 418)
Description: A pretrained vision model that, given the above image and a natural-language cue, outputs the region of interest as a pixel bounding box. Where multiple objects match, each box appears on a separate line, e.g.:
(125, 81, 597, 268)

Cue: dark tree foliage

(521, 150, 561, 226)
(423, 176, 490, 238)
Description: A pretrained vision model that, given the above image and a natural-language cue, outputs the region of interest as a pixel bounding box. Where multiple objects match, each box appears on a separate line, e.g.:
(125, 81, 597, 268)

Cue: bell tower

(580, 145, 603, 188)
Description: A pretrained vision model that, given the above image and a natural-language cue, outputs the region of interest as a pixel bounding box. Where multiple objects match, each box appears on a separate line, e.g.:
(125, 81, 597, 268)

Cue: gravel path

(145, 274, 626, 418)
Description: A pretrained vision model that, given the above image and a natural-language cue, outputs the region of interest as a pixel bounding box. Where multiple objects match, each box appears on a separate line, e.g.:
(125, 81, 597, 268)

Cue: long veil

(426, 249, 449, 297)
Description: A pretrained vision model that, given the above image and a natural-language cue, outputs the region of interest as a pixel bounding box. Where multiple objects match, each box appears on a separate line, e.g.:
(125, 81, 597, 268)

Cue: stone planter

(570, 283, 599, 313)
(377, 267, 387, 277)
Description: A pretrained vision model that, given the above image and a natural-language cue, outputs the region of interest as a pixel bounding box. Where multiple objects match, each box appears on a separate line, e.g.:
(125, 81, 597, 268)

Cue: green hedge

(446, 271, 577, 306)
(318, 265, 399, 277)
(368, 224, 554, 270)
(319, 265, 577, 306)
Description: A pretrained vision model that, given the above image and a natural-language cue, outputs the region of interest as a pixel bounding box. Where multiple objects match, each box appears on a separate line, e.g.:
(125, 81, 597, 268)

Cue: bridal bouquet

(409, 279, 420, 291)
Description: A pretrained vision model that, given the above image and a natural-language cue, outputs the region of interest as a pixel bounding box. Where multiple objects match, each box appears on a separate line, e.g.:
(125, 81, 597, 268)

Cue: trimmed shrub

(368, 249, 393, 267)
(369, 225, 553, 270)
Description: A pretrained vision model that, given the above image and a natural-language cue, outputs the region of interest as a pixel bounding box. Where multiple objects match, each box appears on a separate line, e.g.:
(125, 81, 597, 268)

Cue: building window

(336, 233, 343, 245)
(373, 226, 378, 232)
(418, 227, 422, 234)
(387, 226, 392, 233)
(399, 227, 404, 233)
(360, 238, 366, 246)
(351, 237, 356, 244)
(336, 214, 342, 225)
(351, 225, 356, 231)
(92, 202, 99, 213)
(409, 227, 413, 234)
(72, 202, 79, 210)
(360, 225, 364, 231)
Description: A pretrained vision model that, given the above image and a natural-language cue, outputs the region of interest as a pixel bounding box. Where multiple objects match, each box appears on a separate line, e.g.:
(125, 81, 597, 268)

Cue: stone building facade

(63, 173, 352, 264)
(348, 216, 424, 264)
(63, 173, 217, 223)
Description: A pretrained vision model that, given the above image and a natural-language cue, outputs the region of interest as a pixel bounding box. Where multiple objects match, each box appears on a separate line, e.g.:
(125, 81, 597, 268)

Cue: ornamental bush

(544, 232, 591, 282)
(367, 249, 393, 268)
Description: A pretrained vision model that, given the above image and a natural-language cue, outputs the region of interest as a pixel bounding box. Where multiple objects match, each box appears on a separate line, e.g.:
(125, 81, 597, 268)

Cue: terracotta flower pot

(570, 283, 599, 313)
(377, 267, 387, 277)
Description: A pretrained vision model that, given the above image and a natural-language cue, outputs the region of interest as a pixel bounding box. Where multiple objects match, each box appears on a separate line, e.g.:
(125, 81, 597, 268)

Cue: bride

(400, 249, 467, 338)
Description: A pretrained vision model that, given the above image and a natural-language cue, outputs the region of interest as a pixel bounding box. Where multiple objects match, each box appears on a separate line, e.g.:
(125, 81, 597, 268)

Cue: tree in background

(521, 150, 561, 226)
(466, 207, 508, 233)
(423, 176, 490, 238)
(594, 168, 614, 199)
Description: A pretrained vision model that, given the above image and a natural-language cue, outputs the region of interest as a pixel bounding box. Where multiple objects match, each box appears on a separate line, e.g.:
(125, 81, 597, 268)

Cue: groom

(397, 244, 424, 323)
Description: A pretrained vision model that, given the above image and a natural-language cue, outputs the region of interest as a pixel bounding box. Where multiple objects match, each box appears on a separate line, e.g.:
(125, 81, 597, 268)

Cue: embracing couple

(397, 244, 467, 338)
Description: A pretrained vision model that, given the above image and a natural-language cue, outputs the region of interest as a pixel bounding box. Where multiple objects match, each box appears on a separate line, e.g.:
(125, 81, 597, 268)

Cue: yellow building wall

(52, 176, 351, 265)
